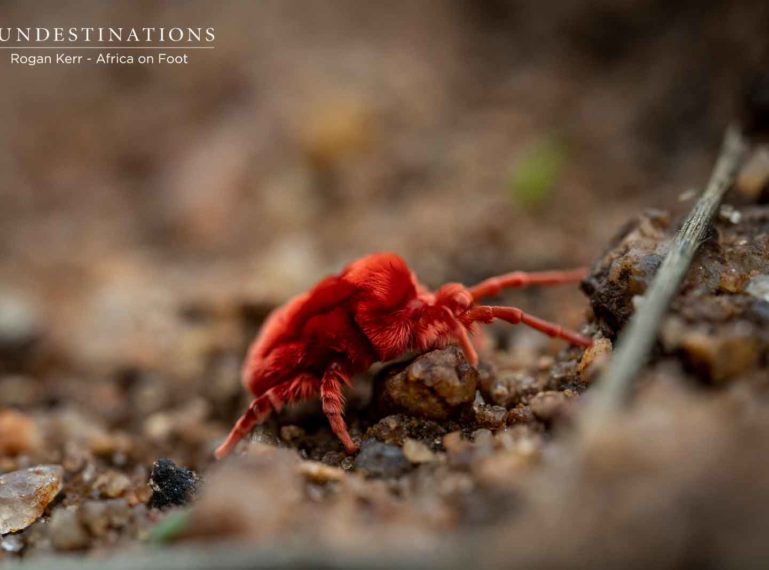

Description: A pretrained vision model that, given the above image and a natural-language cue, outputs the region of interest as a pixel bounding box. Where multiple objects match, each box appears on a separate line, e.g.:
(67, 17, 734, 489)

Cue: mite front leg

(466, 305, 593, 348)
(321, 362, 358, 454)
(468, 268, 588, 301)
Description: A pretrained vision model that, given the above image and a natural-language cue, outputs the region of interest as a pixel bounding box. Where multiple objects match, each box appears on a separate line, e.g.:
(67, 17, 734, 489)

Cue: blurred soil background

(1, 0, 768, 567)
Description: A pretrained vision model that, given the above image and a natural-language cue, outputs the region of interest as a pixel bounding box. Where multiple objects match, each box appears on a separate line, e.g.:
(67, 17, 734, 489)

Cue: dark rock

(583, 206, 769, 384)
(353, 440, 410, 478)
(582, 209, 670, 335)
(373, 347, 478, 421)
(148, 459, 199, 510)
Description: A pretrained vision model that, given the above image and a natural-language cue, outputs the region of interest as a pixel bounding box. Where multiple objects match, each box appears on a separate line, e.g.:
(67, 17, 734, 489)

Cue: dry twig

(581, 125, 751, 436)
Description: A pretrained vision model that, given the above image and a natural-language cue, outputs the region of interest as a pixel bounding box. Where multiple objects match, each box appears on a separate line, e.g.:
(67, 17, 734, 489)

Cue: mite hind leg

(320, 362, 358, 455)
(215, 374, 316, 459)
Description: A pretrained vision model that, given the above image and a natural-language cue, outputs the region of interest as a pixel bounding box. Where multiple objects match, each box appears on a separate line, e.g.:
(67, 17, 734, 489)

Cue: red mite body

(215, 252, 592, 458)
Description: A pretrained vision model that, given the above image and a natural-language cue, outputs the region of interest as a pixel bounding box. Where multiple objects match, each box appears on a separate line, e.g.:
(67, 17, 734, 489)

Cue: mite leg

(320, 362, 358, 455)
(467, 268, 588, 301)
(215, 375, 315, 459)
(466, 305, 593, 348)
(443, 307, 479, 366)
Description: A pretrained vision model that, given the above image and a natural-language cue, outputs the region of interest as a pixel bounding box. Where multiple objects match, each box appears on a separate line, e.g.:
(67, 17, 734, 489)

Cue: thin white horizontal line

(0, 46, 215, 50)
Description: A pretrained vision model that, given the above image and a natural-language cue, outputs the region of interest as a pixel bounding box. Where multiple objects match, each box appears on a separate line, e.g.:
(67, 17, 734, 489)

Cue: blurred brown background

(0, 0, 767, 370)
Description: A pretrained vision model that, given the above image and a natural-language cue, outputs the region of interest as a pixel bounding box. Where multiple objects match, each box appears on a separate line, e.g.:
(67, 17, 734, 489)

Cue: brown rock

(374, 347, 478, 421)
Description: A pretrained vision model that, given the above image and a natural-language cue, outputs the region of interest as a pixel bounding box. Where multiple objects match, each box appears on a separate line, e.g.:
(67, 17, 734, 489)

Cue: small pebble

(718, 204, 742, 224)
(506, 405, 535, 425)
(529, 391, 572, 423)
(279, 425, 306, 444)
(353, 440, 410, 478)
(746, 275, 769, 303)
(1, 534, 23, 554)
(0, 409, 42, 456)
(93, 470, 132, 499)
(472, 402, 508, 430)
(79, 499, 131, 537)
(402, 439, 436, 464)
(49, 506, 90, 551)
(148, 459, 199, 510)
(577, 338, 612, 384)
(298, 461, 346, 483)
(0, 465, 63, 534)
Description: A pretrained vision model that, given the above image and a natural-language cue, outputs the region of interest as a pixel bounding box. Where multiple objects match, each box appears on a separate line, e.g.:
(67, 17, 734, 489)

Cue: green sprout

(148, 510, 190, 545)
(508, 135, 567, 209)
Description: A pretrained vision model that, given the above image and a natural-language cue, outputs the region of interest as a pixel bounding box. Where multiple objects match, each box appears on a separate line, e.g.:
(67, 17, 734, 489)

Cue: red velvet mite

(215, 252, 592, 458)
